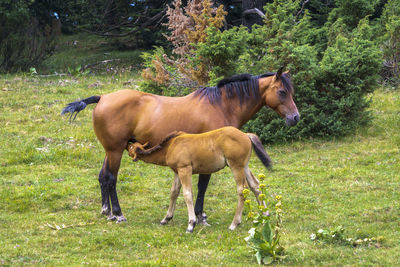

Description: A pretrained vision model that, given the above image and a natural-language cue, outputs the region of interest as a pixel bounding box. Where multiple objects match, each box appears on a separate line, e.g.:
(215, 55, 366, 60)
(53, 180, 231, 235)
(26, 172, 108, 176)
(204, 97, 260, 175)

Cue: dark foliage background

(1, 0, 399, 142)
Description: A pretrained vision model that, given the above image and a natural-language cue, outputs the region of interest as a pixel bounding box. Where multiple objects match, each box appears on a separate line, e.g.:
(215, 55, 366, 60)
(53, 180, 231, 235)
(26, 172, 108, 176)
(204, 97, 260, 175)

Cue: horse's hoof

(186, 228, 193, 234)
(160, 217, 172, 225)
(196, 214, 211, 226)
(228, 223, 239, 231)
(107, 215, 117, 221)
(116, 215, 127, 223)
(101, 205, 111, 216)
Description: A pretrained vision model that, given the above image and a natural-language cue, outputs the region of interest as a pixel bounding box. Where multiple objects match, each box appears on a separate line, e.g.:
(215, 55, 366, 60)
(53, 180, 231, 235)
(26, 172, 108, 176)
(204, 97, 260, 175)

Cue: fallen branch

(82, 59, 121, 70)
(242, 8, 265, 18)
(45, 222, 95, 230)
(37, 73, 68, 77)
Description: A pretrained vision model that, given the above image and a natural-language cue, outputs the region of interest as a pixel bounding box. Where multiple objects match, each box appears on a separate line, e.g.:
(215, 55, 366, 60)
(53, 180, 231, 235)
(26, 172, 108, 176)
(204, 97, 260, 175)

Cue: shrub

(243, 0, 381, 142)
(379, 0, 400, 85)
(141, 0, 382, 142)
(0, 1, 57, 73)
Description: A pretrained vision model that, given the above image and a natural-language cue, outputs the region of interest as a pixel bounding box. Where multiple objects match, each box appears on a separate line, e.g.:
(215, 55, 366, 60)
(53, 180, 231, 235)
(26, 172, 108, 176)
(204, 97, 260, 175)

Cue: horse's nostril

(294, 114, 300, 122)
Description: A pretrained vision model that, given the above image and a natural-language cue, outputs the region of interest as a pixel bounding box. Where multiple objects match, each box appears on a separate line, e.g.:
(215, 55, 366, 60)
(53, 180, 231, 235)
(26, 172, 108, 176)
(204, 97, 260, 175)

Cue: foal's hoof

(160, 216, 172, 225)
(116, 215, 127, 223)
(196, 213, 211, 226)
(228, 223, 240, 231)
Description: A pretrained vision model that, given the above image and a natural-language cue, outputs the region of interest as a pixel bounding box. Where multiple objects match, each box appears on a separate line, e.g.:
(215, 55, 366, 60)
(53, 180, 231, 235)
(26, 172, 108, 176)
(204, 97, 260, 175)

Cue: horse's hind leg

(99, 159, 111, 217)
(101, 149, 126, 222)
(229, 166, 246, 230)
(161, 173, 181, 225)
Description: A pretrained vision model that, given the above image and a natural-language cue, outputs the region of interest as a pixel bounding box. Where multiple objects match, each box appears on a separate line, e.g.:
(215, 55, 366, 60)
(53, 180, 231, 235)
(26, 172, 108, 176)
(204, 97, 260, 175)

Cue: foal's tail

(247, 133, 272, 170)
(61, 95, 101, 122)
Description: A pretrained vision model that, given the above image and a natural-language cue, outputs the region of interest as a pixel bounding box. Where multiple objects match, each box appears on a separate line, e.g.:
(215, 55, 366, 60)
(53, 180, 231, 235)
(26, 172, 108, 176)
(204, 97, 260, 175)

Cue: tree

(0, 0, 57, 72)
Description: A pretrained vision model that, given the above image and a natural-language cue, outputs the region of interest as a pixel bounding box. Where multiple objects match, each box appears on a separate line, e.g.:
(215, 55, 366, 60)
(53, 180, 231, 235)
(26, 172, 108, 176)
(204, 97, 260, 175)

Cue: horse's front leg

(194, 174, 211, 226)
(161, 173, 181, 225)
(104, 150, 126, 223)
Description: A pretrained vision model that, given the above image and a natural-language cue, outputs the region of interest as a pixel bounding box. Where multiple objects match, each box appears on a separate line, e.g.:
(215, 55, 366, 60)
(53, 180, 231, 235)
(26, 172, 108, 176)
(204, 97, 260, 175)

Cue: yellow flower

(245, 199, 251, 205)
(275, 202, 282, 208)
(258, 194, 266, 201)
(259, 183, 266, 190)
(275, 195, 282, 201)
(258, 173, 266, 181)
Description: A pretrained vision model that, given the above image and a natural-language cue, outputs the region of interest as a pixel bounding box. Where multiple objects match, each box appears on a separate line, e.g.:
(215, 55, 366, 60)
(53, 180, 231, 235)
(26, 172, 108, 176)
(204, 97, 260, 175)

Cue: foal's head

(260, 68, 300, 126)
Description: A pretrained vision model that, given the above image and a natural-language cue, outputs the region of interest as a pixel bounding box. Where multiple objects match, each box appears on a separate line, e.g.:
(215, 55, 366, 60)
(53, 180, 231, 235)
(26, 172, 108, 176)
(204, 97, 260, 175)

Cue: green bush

(243, 0, 381, 142)
(378, 0, 400, 84)
(0, 0, 56, 73)
(141, 0, 382, 143)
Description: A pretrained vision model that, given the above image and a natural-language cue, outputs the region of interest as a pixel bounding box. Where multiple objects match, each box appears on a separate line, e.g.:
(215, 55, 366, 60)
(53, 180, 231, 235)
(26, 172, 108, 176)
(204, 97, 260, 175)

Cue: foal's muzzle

(285, 112, 300, 126)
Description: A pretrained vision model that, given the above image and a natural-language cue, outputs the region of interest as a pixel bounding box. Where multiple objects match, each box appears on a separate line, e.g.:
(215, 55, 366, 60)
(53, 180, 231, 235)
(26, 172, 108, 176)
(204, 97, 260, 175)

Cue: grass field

(0, 37, 399, 265)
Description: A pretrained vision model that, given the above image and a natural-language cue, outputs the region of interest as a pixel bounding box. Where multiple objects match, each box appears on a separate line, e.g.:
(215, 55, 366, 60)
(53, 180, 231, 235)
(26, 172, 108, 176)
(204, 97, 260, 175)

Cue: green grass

(37, 33, 144, 74)
(1, 74, 399, 266)
(1, 37, 399, 265)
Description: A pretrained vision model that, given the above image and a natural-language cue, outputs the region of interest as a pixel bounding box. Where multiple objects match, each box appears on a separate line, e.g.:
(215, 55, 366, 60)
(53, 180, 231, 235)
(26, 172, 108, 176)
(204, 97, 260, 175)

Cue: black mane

(193, 72, 292, 104)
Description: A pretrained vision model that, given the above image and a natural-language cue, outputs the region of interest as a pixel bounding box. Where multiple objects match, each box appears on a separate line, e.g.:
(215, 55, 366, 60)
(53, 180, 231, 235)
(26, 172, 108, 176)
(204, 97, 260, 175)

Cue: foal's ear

(276, 66, 285, 79)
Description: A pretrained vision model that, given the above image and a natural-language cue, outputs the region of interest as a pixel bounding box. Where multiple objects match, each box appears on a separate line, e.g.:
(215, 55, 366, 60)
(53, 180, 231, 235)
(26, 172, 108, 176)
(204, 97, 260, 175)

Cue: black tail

(247, 133, 272, 170)
(61, 96, 101, 122)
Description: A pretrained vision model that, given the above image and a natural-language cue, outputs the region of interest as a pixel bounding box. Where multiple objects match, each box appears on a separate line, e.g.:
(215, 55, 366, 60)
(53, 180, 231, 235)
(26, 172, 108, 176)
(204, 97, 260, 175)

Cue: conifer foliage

(141, 0, 386, 142)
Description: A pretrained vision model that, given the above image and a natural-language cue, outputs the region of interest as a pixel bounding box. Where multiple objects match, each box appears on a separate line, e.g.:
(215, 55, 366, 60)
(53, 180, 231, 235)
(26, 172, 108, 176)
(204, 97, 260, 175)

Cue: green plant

(310, 226, 384, 247)
(243, 174, 285, 265)
(67, 65, 90, 77)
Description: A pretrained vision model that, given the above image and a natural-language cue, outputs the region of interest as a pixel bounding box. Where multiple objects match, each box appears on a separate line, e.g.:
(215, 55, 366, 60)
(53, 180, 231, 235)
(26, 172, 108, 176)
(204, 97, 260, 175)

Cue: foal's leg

(194, 174, 211, 226)
(229, 167, 246, 230)
(102, 149, 126, 223)
(178, 167, 196, 233)
(245, 167, 266, 207)
(161, 173, 182, 225)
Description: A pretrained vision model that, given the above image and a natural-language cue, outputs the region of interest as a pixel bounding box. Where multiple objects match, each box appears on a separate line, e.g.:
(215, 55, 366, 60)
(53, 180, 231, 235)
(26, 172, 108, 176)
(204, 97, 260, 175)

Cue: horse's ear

(276, 66, 285, 79)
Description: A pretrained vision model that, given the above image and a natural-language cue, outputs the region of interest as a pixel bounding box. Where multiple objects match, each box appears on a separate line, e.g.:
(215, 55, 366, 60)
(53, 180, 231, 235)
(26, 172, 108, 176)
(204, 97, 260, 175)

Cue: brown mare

(61, 68, 299, 224)
(126, 127, 272, 233)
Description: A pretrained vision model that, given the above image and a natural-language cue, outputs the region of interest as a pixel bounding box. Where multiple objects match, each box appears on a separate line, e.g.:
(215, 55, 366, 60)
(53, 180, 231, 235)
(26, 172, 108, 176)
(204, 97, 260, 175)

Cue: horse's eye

(278, 90, 287, 97)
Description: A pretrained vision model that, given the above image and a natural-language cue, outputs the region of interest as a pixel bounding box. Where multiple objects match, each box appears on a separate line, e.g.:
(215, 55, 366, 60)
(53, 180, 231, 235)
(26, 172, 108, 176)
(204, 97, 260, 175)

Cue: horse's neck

(220, 95, 264, 128)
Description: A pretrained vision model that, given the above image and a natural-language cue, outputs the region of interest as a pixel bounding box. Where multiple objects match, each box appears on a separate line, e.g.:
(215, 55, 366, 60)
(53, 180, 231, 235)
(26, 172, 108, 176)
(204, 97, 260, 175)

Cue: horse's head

(260, 67, 300, 126)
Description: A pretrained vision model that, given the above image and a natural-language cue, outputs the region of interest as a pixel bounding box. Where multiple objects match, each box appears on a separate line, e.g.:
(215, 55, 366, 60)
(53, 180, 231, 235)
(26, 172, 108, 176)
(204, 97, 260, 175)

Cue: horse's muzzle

(285, 112, 300, 126)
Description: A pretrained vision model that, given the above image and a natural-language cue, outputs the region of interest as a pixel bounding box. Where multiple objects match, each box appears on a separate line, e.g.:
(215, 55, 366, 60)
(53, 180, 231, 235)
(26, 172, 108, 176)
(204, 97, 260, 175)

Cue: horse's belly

(191, 154, 226, 174)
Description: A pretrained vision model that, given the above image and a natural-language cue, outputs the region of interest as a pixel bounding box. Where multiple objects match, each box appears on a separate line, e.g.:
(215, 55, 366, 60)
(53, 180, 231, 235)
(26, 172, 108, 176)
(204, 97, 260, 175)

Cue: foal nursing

(127, 126, 271, 233)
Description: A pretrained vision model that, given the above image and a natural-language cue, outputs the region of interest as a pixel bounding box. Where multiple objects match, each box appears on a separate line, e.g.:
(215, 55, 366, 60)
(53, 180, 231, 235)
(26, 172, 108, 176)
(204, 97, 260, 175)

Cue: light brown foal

(127, 127, 271, 233)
